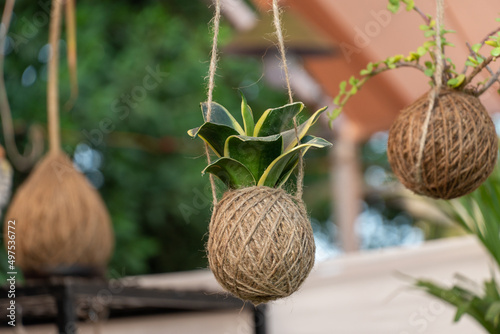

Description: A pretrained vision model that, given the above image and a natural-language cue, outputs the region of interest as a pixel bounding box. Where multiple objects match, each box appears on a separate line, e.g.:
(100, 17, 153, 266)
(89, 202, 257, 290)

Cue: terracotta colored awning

(224, 10, 337, 56)
(252, 0, 500, 142)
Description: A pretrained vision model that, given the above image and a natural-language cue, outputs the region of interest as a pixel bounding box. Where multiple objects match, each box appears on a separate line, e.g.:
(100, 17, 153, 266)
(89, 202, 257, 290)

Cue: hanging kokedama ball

(4, 151, 114, 276)
(190, 98, 331, 303)
(387, 89, 498, 199)
(207, 186, 315, 305)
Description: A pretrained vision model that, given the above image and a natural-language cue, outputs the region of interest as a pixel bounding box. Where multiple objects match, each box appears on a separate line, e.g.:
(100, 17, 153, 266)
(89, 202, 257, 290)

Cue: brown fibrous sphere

(4, 151, 114, 276)
(387, 89, 498, 199)
(207, 186, 315, 304)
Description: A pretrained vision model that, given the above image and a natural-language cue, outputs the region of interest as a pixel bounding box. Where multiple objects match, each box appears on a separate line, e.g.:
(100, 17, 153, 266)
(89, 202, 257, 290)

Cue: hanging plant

(330, 0, 499, 199)
(191, 0, 333, 304)
(3, 0, 113, 277)
(189, 98, 330, 304)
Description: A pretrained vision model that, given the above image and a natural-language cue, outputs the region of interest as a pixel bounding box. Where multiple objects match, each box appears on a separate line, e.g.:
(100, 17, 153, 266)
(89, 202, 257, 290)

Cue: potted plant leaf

(188, 96, 331, 304)
(410, 155, 500, 333)
(330, 0, 499, 199)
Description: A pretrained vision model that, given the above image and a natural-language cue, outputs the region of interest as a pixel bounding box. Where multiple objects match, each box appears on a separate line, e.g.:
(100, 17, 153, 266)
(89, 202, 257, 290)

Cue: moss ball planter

(4, 151, 114, 277)
(189, 97, 331, 304)
(330, 1, 500, 199)
(207, 186, 315, 304)
(387, 89, 498, 199)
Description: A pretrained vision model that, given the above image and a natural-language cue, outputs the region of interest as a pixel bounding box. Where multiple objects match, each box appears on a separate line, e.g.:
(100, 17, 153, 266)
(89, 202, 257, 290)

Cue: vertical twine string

(64, 0, 78, 111)
(272, 0, 304, 199)
(205, 0, 221, 205)
(415, 0, 445, 184)
(48, 0, 63, 152)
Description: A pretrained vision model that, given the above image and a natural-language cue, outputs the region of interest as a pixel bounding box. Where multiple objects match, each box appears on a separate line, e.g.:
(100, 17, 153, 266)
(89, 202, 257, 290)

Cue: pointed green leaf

(447, 74, 465, 88)
(468, 56, 479, 64)
(240, 94, 255, 136)
(253, 102, 304, 137)
(339, 81, 347, 93)
(258, 136, 332, 187)
(424, 68, 434, 77)
(333, 95, 341, 105)
(471, 43, 482, 53)
(403, 0, 414, 11)
(485, 302, 500, 322)
(188, 123, 239, 157)
(276, 158, 300, 187)
(387, 0, 400, 13)
(485, 40, 498, 47)
(224, 134, 283, 182)
(281, 106, 328, 152)
(484, 279, 500, 300)
(201, 102, 245, 135)
(491, 47, 500, 57)
(417, 46, 427, 56)
(454, 301, 471, 322)
(424, 30, 435, 38)
(465, 60, 477, 67)
(203, 157, 255, 189)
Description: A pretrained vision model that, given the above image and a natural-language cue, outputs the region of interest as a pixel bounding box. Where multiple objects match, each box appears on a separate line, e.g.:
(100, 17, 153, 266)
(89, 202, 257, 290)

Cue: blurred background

(3, 0, 494, 280)
(2, 0, 500, 332)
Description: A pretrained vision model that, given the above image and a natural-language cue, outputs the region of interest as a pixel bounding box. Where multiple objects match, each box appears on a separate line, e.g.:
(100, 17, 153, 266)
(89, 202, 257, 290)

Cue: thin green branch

(461, 55, 495, 89)
(462, 28, 500, 74)
(477, 66, 500, 96)
(413, 5, 431, 24)
(330, 61, 427, 121)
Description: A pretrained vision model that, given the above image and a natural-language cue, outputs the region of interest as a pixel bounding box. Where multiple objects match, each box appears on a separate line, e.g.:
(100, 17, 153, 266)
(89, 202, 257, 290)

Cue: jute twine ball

(207, 186, 315, 305)
(387, 89, 498, 199)
(4, 151, 114, 276)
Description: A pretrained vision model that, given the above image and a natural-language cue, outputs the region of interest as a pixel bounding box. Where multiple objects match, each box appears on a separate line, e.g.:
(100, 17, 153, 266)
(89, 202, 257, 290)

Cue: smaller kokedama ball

(387, 89, 498, 199)
(207, 186, 315, 304)
(4, 151, 114, 276)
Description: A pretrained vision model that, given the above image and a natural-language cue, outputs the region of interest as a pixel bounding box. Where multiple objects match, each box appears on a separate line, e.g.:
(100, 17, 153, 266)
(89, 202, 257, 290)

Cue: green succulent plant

(188, 96, 332, 189)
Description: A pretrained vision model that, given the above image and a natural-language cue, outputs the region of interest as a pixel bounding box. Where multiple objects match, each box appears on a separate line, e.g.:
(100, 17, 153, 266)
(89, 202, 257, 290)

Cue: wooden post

(53, 283, 77, 334)
(254, 304, 267, 334)
(330, 122, 361, 252)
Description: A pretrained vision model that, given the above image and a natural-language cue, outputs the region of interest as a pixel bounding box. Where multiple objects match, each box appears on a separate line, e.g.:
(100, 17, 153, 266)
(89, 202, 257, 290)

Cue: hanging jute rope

(204, 0, 304, 202)
(0, 0, 44, 171)
(387, 0, 498, 199)
(64, 0, 79, 111)
(205, 0, 315, 304)
(414, 0, 445, 184)
(4, 0, 114, 276)
(271, 0, 304, 200)
(204, 0, 221, 205)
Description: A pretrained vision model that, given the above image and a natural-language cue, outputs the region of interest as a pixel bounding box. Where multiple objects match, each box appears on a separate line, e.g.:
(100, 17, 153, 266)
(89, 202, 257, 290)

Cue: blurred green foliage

(0, 0, 295, 278)
(414, 158, 500, 333)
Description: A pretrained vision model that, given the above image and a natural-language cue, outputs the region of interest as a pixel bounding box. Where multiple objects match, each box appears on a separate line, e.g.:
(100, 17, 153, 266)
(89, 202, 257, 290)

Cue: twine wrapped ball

(4, 151, 114, 276)
(207, 186, 315, 304)
(387, 89, 498, 199)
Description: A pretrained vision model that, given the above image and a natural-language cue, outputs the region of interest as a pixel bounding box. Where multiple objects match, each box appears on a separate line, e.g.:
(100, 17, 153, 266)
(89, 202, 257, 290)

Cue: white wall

(269, 236, 489, 334)
(11, 236, 492, 334)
